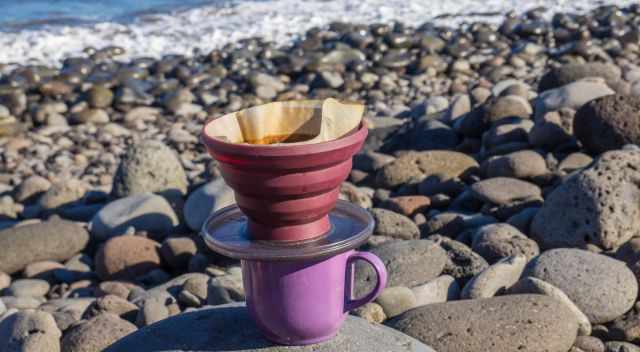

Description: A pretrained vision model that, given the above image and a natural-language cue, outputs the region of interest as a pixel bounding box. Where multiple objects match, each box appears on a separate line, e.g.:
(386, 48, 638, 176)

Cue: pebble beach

(2, 2, 640, 352)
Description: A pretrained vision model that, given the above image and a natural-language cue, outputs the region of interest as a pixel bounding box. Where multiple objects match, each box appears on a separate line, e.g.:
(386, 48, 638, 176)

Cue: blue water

(0, 0, 221, 30)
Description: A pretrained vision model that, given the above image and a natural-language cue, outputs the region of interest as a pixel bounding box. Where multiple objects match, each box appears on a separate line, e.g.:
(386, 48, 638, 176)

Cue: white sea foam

(0, 0, 636, 66)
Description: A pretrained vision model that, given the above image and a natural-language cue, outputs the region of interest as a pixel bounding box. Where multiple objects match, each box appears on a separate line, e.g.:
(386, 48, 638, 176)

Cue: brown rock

(384, 196, 431, 216)
(95, 236, 162, 281)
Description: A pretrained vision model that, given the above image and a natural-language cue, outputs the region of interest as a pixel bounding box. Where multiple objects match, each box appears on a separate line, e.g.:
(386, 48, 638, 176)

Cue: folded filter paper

(205, 98, 364, 145)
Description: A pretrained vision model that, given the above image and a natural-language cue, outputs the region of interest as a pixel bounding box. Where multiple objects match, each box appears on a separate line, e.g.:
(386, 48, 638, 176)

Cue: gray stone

(1, 296, 42, 310)
(136, 296, 170, 327)
(89, 193, 179, 242)
(529, 110, 575, 149)
(106, 303, 433, 352)
(539, 62, 622, 92)
(481, 150, 548, 180)
(15, 176, 51, 204)
(605, 342, 640, 352)
(461, 255, 526, 299)
(470, 177, 541, 206)
(429, 235, 489, 284)
(411, 275, 460, 306)
(472, 223, 539, 263)
(375, 286, 417, 318)
(159, 237, 198, 271)
(0, 272, 10, 291)
(509, 277, 591, 336)
(184, 179, 235, 231)
(531, 149, 640, 249)
(6, 279, 50, 298)
(525, 248, 637, 324)
(355, 240, 447, 297)
(61, 313, 137, 352)
(370, 208, 420, 240)
(484, 95, 533, 124)
(0, 219, 89, 274)
(387, 294, 578, 352)
(112, 140, 188, 198)
(352, 302, 386, 324)
(534, 78, 614, 120)
(376, 151, 478, 189)
(558, 153, 593, 174)
(0, 311, 61, 352)
(353, 151, 395, 172)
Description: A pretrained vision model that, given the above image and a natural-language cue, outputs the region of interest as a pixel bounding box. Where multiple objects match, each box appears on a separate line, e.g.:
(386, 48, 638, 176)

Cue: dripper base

(247, 216, 331, 242)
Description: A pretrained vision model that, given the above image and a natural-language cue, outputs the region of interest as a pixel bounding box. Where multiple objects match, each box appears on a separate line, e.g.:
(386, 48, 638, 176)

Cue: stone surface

(0, 310, 62, 352)
(525, 248, 637, 324)
(7, 279, 50, 297)
(539, 62, 622, 92)
(531, 149, 640, 249)
(89, 193, 179, 242)
(470, 177, 541, 206)
(471, 223, 540, 263)
(534, 78, 614, 120)
(484, 95, 533, 124)
(376, 286, 417, 318)
(112, 140, 188, 198)
(509, 277, 591, 336)
(605, 342, 640, 352)
(411, 275, 460, 306)
(184, 178, 235, 231)
(61, 313, 137, 352)
(38, 179, 86, 212)
(429, 235, 489, 284)
(370, 208, 420, 240)
(383, 196, 431, 217)
(376, 151, 478, 189)
(481, 150, 548, 180)
(574, 94, 640, 154)
(352, 302, 386, 324)
(461, 255, 526, 299)
(0, 219, 89, 274)
(95, 235, 162, 281)
(387, 294, 578, 352)
(355, 240, 447, 297)
(106, 303, 434, 352)
(159, 237, 198, 271)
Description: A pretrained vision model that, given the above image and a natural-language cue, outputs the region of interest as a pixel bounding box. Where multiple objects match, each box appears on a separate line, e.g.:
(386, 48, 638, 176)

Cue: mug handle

(345, 251, 387, 312)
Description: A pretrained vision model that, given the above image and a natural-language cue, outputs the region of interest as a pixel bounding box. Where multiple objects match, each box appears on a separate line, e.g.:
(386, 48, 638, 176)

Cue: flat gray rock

(105, 303, 434, 352)
(525, 248, 637, 324)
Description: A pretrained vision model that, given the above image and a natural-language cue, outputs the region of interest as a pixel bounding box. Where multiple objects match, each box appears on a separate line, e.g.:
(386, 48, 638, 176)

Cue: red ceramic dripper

(201, 118, 368, 242)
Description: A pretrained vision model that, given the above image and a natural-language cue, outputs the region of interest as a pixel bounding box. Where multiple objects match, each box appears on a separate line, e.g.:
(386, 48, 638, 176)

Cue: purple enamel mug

(241, 249, 387, 345)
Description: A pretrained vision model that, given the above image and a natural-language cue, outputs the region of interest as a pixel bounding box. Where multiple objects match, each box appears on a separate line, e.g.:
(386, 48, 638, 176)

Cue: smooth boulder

(105, 303, 434, 352)
(525, 248, 637, 324)
(0, 219, 89, 274)
(388, 294, 578, 352)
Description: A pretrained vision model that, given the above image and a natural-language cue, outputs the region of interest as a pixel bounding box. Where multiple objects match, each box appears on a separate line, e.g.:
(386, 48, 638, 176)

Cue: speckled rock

(387, 294, 578, 352)
(376, 151, 478, 189)
(112, 140, 188, 198)
(355, 240, 447, 297)
(461, 255, 526, 299)
(531, 149, 640, 249)
(95, 236, 162, 281)
(106, 303, 434, 352)
(352, 302, 386, 324)
(0, 311, 62, 352)
(509, 277, 591, 336)
(472, 223, 539, 263)
(605, 342, 640, 352)
(525, 248, 637, 324)
(0, 219, 89, 274)
(38, 179, 87, 212)
(429, 235, 489, 284)
(89, 193, 179, 242)
(370, 208, 420, 240)
(61, 313, 137, 352)
(574, 94, 640, 154)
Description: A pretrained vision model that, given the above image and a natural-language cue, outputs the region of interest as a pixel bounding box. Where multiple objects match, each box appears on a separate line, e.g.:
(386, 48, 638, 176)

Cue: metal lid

(201, 200, 374, 261)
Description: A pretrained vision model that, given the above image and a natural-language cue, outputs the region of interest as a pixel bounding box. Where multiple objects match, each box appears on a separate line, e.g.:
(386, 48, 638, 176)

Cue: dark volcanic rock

(574, 94, 640, 154)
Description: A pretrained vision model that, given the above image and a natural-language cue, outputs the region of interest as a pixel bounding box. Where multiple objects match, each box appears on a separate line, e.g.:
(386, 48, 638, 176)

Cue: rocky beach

(2, 3, 640, 352)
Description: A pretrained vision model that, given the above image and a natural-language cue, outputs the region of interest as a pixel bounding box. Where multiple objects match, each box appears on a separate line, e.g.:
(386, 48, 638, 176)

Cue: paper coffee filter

(205, 98, 364, 145)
